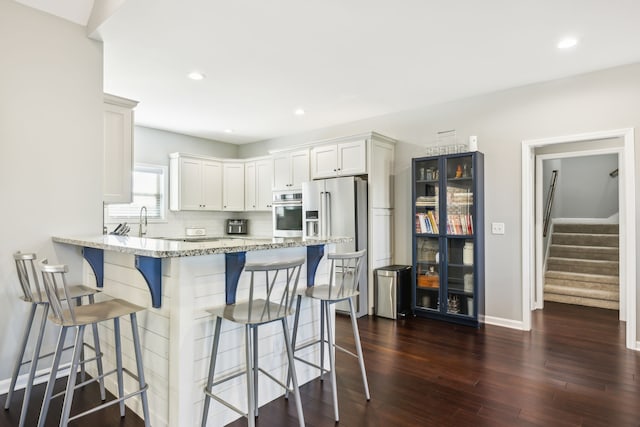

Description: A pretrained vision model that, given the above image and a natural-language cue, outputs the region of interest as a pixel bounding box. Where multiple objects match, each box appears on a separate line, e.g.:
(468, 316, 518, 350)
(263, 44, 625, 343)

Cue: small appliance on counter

(226, 219, 248, 235)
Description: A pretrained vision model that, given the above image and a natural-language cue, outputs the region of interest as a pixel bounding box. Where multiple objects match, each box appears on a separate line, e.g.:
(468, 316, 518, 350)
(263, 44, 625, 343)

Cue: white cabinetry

(103, 94, 138, 204)
(245, 158, 273, 211)
(310, 139, 366, 179)
(222, 162, 245, 211)
(170, 154, 222, 211)
(272, 149, 309, 190)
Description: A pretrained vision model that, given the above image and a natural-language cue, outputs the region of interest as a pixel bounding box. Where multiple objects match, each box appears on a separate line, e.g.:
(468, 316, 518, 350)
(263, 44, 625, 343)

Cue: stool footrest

(67, 383, 149, 422)
(334, 344, 358, 359)
(205, 390, 246, 417)
(293, 355, 331, 374)
(211, 369, 247, 388)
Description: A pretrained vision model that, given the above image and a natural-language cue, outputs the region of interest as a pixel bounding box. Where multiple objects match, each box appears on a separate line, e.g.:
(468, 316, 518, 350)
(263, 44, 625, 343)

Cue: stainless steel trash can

(374, 265, 412, 319)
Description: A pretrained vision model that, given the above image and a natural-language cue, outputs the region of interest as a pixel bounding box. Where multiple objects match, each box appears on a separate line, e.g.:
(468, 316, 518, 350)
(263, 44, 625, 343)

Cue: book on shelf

(427, 210, 439, 234)
(446, 214, 473, 235)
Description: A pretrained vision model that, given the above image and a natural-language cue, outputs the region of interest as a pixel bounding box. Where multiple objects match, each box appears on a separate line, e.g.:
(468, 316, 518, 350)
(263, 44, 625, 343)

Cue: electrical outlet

(491, 222, 505, 234)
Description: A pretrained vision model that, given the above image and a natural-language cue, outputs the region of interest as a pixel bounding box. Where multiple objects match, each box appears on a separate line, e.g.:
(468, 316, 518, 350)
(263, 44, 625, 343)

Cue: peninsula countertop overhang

(52, 235, 352, 258)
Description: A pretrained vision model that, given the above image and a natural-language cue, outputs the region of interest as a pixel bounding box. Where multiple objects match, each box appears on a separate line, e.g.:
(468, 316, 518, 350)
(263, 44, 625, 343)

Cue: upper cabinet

(169, 154, 222, 211)
(310, 140, 366, 179)
(273, 149, 309, 191)
(245, 158, 273, 211)
(103, 94, 138, 204)
(222, 161, 245, 211)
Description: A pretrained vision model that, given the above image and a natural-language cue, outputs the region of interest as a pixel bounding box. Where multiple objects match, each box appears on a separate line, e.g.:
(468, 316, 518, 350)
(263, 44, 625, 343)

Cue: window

(106, 164, 167, 222)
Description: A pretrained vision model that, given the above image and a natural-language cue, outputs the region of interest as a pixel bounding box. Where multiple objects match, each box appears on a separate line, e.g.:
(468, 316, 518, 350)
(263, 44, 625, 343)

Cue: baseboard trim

(483, 315, 527, 330)
(0, 363, 72, 396)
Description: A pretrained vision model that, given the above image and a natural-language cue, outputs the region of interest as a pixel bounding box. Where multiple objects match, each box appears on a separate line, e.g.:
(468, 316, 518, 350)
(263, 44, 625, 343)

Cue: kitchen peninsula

(52, 234, 350, 427)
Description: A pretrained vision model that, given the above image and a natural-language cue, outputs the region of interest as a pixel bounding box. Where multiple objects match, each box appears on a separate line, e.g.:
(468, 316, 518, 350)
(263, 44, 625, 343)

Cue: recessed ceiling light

(557, 37, 578, 49)
(224, 129, 233, 133)
(294, 108, 305, 116)
(187, 71, 205, 80)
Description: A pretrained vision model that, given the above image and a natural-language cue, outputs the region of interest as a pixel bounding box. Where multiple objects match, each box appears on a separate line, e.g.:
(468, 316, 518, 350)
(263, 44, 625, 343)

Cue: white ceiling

(17, 0, 640, 144)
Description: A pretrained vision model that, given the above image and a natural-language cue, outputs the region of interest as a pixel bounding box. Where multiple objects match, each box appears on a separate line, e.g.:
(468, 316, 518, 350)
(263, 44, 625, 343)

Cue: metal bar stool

(37, 259, 151, 427)
(4, 252, 105, 427)
(201, 258, 306, 427)
(287, 250, 369, 422)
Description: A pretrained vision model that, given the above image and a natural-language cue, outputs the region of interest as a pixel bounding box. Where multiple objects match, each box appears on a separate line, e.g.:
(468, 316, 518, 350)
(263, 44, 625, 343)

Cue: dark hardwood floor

(3, 302, 639, 426)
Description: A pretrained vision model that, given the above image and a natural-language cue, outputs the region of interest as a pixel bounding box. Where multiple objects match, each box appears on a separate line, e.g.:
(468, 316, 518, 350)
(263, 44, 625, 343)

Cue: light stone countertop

(52, 235, 351, 258)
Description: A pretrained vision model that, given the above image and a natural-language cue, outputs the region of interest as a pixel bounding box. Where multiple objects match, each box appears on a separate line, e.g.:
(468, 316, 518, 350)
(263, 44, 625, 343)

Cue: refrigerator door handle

(320, 191, 326, 237)
(326, 191, 332, 237)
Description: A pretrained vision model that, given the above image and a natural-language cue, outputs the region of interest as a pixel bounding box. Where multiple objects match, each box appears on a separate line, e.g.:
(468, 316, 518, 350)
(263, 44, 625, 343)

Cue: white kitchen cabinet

(368, 139, 394, 208)
(103, 94, 138, 204)
(310, 139, 366, 179)
(273, 149, 309, 190)
(169, 154, 222, 211)
(245, 158, 273, 211)
(223, 161, 245, 211)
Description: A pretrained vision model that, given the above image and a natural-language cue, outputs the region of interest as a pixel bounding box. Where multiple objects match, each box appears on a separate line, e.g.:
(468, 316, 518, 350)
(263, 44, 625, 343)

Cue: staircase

(544, 223, 619, 310)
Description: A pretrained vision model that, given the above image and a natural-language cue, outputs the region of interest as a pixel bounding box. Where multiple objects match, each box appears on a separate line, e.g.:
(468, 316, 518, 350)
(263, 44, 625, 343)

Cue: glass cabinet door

(415, 236, 440, 310)
(446, 239, 475, 316)
(414, 158, 440, 234)
(444, 154, 475, 317)
(414, 157, 440, 311)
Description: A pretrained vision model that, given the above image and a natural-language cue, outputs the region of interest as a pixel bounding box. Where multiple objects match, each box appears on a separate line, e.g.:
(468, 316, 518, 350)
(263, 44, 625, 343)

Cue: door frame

(535, 148, 622, 314)
(521, 128, 636, 349)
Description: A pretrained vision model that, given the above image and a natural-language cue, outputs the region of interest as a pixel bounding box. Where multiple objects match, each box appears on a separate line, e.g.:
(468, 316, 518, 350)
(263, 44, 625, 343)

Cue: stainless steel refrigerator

(302, 176, 368, 317)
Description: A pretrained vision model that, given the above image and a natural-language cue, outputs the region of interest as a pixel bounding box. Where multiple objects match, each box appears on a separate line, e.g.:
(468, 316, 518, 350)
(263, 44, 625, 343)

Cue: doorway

(521, 128, 636, 349)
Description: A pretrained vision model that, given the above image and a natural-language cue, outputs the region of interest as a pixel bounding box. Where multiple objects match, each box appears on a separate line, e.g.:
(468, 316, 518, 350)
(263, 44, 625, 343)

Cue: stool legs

(281, 317, 305, 427)
(348, 297, 370, 400)
(246, 325, 256, 427)
(201, 317, 222, 427)
(88, 294, 106, 401)
(202, 317, 305, 427)
(37, 326, 67, 427)
(130, 313, 151, 427)
(324, 301, 339, 422)
(4, 303, 37, 410)
(60, 325, 86, 426)
(18, 304, 48, 427)
(114, 317, 126, 417)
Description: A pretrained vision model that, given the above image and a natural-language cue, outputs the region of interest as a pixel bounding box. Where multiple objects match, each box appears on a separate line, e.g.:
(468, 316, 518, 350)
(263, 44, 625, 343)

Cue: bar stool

(37, 259, 151, 427)
(201, 258, 306, 427)
(288, 250, 369, 422)
(4, 252, 105, 427)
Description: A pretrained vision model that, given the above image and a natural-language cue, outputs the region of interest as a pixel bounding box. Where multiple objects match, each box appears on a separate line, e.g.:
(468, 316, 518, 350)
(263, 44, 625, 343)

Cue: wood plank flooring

(3, 302, 639, 426)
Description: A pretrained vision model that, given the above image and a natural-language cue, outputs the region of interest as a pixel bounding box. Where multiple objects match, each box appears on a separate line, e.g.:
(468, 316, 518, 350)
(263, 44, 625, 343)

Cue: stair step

(552, 233, 619, 247)
(544, 277, 618, 292)
(544, 270, 619, 285)
(547, 257, 619, 275)
(553, 223, 619, 234)
(544, 284, 619, 301)
(544, 293, 619, 310)
(549, 244, 619, 261)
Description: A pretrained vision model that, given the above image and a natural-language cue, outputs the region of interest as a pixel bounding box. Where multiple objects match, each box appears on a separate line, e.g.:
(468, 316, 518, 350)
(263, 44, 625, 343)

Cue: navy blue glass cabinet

(412, 152, 484, 327)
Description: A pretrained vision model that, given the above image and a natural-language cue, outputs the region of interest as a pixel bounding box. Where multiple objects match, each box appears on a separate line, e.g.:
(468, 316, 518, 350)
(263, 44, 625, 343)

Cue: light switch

(491, 222, 505, 234)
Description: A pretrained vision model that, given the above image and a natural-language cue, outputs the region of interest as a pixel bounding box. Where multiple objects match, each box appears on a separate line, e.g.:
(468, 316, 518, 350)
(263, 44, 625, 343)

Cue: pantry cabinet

(412, 151, 485, 327)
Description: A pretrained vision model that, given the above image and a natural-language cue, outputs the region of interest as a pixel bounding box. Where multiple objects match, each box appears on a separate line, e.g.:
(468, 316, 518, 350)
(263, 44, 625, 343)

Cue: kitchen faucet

(139, 206, 148, 237)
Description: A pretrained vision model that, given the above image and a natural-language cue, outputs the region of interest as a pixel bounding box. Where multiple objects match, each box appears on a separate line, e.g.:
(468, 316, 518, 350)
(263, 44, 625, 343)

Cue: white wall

(545, 154, 618, 219)
(238, 62, 640, 326)
(0, 1, 103, 386)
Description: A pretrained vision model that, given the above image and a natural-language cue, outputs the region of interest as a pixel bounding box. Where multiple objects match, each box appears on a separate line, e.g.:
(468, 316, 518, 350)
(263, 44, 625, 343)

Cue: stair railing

(543, 170, 558, 238)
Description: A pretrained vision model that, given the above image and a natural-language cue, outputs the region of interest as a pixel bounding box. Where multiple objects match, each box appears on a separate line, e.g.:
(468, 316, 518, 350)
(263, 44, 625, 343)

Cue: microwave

(272, 191, 303, 237)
